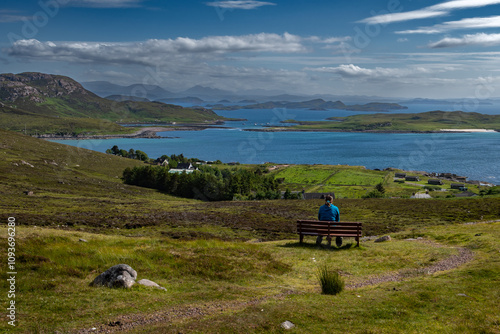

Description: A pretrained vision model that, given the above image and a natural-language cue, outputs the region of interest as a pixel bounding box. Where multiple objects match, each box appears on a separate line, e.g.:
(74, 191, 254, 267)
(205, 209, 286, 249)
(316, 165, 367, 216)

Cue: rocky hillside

(0, 72, 91, 103)
(0, 72, 229, 134)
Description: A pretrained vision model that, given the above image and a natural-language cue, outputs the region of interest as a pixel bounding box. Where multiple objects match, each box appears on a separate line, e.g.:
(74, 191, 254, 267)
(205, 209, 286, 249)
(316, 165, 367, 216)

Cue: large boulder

(90, 264, 137, 289)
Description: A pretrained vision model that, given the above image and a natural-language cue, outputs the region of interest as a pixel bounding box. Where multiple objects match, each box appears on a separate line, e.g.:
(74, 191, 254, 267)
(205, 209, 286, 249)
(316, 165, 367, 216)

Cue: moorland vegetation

(0, 120, 499, 332)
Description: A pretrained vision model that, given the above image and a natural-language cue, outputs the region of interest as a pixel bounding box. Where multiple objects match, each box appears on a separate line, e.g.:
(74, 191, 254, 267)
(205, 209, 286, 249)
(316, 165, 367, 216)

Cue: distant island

(208, 99, 408, 112)
(245, 110, 500, 133)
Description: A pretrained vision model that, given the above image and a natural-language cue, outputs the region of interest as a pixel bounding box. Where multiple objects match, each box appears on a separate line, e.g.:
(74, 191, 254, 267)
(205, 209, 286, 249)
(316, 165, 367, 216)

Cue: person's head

(324, 195, 333, 206)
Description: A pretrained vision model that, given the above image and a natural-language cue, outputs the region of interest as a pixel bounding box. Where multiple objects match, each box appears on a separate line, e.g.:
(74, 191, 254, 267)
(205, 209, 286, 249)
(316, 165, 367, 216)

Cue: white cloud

(0, 10, 30, 23)
(306, 64, 433, 78)
(428, 33, 500, 48)
(63, 0, 144, 7)
(397, 15, 500, 34)
(6, 34, 307, 66)
(359, 0, 500, 25)
(205, 1, 276, 9)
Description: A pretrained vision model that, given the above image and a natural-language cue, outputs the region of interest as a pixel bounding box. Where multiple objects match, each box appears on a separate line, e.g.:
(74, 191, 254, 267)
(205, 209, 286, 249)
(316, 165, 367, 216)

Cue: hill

(211, 98, 407, 111)
(82, 81, 174, 99)
(0, 72, 229, 135)
(0, 129, 499, 333)
(269, 110, 500, 132)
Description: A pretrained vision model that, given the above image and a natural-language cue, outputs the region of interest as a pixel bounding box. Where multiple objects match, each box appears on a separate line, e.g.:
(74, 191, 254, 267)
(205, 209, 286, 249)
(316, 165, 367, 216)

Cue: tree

(111, 145, 120, 155)
(375, 183, 386, 194)
(135, 150, 149, 161)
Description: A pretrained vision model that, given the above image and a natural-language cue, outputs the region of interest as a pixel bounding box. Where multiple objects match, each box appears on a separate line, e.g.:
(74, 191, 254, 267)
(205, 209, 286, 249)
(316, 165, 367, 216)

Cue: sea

(50, 103, 500, 185)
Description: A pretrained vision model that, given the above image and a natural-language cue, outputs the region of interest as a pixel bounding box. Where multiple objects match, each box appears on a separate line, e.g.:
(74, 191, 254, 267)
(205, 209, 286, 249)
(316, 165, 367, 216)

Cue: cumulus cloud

(397, 15, 500, 34)
(205, 1, 276, 9)
(359, 0, 500, 25)
(306, 64, 432, 78)
(428, 33, 500, 48)
(6, 33, 307, 66)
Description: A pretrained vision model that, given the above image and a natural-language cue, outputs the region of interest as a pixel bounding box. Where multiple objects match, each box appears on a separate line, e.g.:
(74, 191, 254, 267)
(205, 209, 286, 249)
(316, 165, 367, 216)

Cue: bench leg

(326, 237, 332, 249)
(300, 234, 304, 244)
(356, 237, 360, 247)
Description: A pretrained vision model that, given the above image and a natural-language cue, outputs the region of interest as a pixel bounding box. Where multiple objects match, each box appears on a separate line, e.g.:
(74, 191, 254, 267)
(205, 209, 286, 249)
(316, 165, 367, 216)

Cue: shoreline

(38, 125, 236, 140)
(243, 127, 500, 134)
(39, 125, 500, 139)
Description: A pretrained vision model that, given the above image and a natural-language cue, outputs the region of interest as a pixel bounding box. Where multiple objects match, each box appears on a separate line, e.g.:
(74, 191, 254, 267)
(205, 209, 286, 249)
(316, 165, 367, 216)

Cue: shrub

(317, 265, 344, 295)
(362, 189, 385, 198)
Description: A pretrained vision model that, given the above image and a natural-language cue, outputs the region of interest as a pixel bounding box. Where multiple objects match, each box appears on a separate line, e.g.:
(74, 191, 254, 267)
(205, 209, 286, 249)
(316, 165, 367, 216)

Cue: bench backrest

(297, 220, 362, 237)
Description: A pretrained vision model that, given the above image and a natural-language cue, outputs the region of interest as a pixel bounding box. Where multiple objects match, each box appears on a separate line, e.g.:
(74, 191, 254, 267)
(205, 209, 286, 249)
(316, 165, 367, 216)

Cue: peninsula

(245, 110, 500, 133)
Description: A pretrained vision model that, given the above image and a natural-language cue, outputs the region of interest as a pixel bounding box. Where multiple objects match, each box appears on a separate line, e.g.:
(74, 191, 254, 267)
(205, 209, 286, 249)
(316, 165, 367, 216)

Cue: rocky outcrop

(0, 72, 88, 103)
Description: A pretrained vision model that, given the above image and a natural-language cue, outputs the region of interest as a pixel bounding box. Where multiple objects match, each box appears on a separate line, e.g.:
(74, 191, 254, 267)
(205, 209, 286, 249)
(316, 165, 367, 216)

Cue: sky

(1, 0, 500, 98)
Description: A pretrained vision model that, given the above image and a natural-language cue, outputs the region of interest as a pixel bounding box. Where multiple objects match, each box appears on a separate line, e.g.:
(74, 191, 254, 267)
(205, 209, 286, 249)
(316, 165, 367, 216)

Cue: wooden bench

(297, 220, 362, 247)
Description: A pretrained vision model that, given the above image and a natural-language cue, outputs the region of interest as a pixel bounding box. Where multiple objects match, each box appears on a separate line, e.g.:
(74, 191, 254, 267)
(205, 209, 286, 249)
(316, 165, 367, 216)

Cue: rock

(137, 279, 167, 291)
(90, 264, 137, 289)
(375, 235, 391, 243)
(281, 321, 295, 330)
(79, 238, 88, 242)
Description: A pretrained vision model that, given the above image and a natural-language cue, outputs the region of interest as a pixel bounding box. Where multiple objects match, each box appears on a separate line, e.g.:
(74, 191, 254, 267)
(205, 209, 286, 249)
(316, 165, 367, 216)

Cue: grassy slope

(283, 110, 500, 132)
(0, 129, 499, 332)
(269, 164, 486, 199)
(1, 73, 229, 134)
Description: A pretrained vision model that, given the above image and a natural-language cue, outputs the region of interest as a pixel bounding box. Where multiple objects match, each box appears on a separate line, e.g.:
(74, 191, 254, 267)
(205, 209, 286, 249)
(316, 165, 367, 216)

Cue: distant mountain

(82, 81, 174, 100)
(401, 98, 493, 105)
(157, 96, 205, 104)
(0, 72, 229, 134)
(178, 85, 234, 100)
(211, 98, 407, 112)
(105, 95, 150, 102)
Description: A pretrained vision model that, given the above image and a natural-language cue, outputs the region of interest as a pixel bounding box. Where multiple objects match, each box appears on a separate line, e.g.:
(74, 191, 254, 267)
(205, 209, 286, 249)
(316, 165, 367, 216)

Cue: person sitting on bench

(316, 195, 342, 247)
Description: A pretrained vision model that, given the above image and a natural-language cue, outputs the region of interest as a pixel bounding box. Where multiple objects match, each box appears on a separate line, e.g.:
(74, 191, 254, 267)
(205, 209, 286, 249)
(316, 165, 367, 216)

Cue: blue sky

(1, 0, 500, 98)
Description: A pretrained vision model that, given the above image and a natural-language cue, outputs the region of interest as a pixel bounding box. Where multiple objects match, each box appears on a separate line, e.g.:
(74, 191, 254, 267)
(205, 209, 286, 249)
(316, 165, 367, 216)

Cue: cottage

(395, 173, 406, 178)
(177, 163, 194, 170)
(455, 176, 467, 182)
(451, 183, 467, 190)
(428, 179, 443, 185)
(405, 176, 420, 182)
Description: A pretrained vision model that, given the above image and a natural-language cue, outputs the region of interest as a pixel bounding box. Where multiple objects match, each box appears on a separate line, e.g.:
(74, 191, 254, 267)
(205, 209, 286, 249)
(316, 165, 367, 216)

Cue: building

(428, 179, 443, 185)
(405, 176, 420, 182)
(451, 184, 467, 190)
(395, 173, 406, 178)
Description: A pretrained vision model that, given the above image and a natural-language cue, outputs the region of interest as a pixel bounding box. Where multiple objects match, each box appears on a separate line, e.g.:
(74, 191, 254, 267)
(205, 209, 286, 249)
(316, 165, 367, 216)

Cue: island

(209, 99, 408, 112)
(245, 110, 500, 133)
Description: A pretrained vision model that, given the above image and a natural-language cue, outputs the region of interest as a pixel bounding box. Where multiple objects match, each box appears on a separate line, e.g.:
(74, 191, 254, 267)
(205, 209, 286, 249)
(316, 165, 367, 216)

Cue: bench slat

(297, 220, 362, 247)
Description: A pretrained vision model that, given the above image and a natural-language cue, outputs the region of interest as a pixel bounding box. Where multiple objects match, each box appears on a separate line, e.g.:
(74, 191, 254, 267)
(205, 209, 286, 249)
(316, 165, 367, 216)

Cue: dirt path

(75, 242, 474, 334)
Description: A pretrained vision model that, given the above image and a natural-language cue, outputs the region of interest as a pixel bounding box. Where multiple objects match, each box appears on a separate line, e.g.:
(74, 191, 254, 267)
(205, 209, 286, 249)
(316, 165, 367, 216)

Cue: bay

(50, 103, 500, 185)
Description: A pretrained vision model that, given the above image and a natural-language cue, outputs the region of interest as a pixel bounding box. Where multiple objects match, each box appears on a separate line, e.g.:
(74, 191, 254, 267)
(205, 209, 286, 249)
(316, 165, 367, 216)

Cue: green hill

(0, 72, 228, 135)
(0, 130, 499, 333)
(279, 110, 500, 132)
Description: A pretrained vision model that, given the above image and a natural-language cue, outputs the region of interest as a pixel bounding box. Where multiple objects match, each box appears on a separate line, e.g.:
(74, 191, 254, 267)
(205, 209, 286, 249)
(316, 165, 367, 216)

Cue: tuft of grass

(317, 264, 344, 295)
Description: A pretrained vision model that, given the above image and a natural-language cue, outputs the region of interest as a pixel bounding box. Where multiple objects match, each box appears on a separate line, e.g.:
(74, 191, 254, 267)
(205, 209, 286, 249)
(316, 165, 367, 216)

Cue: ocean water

(51, 104, 500, 184)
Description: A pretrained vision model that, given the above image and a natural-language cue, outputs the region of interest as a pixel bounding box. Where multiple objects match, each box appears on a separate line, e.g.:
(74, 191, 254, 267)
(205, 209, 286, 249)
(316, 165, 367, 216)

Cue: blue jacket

(318, 204, 340, 222)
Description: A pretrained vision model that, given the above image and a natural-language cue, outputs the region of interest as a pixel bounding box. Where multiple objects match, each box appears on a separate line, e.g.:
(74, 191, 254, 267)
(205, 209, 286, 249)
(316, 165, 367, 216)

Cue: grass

(269, 164, 485, 198)
(282, 110, 500, 132)
(1, 221, 497, 333)
(317, 264, 344, 295)
(0, 128, 499, 332)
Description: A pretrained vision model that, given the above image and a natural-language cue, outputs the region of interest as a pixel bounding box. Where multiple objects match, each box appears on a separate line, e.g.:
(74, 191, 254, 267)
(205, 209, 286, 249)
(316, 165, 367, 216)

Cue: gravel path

(74, 243, 474, 334)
